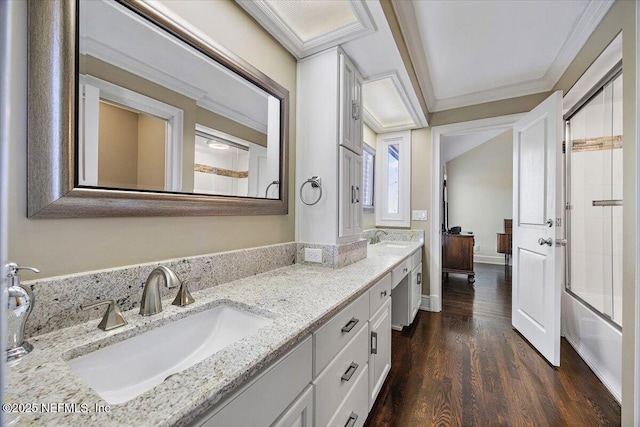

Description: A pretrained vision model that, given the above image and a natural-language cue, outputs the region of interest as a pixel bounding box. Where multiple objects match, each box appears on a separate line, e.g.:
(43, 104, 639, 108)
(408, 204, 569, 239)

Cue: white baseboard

(391, 325, 402, 331)
(474, 254, 510, 265)
(420, 294, 441, 312)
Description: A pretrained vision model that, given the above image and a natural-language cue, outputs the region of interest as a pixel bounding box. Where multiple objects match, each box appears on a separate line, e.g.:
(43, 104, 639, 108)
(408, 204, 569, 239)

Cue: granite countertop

(5, 241, 423, 427)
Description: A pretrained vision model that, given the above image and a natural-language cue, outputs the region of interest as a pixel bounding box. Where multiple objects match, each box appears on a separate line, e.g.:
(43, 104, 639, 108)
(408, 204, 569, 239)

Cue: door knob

(538, 238, 553, 246)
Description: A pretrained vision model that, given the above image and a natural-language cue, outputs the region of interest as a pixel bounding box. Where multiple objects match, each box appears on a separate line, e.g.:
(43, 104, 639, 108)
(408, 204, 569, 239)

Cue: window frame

(375, 130, 411, 227)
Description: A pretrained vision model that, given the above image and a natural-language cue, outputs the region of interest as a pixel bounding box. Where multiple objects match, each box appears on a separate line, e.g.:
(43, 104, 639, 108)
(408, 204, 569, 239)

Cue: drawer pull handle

(341, 317, 359, 333)
(371, 331, 378, 354)
(345, 412, 359, 427)
(341, 362, 359, 382)
(417, 272, 422, 285)
(380, 290, 387, 298)
(403, 267, 408, 273)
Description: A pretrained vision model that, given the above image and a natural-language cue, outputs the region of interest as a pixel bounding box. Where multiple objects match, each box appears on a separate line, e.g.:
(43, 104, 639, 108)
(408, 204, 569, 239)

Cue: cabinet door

(369, 299, 391, 410)
(410, 263, 422, 322)
(339, 53, 356, 152)
(339, 147, 354, 238)
(351, 71, 363, 155)
(352, 154, 363, 235)
(272, 385, 313, 427)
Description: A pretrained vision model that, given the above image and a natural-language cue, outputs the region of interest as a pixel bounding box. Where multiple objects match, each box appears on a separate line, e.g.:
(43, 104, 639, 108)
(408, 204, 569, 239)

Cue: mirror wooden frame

(27, 0, 289, 218)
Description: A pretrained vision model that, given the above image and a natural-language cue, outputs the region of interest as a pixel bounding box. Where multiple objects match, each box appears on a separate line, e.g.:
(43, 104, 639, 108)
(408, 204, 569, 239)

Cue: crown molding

(390, 0, 436, 110)
(235, 0, 376, 59)
(362, 71, 426, 133)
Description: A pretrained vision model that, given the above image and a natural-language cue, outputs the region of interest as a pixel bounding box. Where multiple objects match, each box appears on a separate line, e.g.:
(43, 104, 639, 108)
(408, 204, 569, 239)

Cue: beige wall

(196, 107, 267, 147)
(98, 102, 139, 188)
(8, 0, 296, 280)
(136, 114, 166, 191)
(446, 130, 512, 263)
(410, 128, 432, 295)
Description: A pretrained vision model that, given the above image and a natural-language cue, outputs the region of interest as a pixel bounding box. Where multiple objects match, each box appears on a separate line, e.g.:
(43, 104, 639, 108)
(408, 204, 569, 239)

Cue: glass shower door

(566, 72, 623, 327)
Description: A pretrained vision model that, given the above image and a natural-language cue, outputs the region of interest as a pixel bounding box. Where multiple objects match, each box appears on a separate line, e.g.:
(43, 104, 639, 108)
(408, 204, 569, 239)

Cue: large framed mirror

(28, 0, 289, 217)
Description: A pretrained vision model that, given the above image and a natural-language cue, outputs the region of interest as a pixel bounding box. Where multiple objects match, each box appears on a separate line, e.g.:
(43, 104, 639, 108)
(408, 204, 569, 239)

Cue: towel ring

(300, 176, 322, 206)
(264, 180, 279, 198)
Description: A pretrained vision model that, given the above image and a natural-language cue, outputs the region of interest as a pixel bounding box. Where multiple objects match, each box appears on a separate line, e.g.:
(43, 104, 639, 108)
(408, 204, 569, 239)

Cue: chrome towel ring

(264, 180, 279, 198)
(300, 176, 322, 206)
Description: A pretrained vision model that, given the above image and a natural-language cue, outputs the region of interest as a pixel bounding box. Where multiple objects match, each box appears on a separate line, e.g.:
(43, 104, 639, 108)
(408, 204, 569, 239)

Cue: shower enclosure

(565, 69, 623, 328)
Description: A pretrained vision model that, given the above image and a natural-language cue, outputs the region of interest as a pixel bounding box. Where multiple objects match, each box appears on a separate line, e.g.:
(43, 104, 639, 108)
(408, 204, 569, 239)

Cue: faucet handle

(172, 277, 198, 307)
(81, 299, 128, 331)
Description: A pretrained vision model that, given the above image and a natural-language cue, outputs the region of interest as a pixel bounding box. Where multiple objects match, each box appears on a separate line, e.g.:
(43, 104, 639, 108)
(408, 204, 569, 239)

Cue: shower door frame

(564, 63, 623, 331)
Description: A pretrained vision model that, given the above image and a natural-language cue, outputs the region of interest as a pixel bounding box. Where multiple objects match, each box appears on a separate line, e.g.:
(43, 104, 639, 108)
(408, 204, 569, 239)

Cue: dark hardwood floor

(364, 263, 621, 426)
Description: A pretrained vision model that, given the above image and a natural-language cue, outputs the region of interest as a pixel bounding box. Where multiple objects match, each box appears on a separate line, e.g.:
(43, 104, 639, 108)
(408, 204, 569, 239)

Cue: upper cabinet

(297, 48, 364, 244)
(340, 55, 364, 156)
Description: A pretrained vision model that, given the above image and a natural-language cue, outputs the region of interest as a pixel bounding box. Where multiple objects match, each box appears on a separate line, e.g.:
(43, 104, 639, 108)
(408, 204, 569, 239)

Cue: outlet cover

(304, 248, 322, 263)
(412, 210, 428, 221)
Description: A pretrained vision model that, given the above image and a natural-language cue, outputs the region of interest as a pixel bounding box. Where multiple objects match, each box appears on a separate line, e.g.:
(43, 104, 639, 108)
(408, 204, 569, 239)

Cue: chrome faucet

(370, 229, 389, 245)
(139, 266, 180, 316)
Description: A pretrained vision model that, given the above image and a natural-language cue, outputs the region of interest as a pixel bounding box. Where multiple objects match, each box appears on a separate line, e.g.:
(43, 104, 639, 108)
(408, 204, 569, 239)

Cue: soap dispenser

(5, 262, 39, 363)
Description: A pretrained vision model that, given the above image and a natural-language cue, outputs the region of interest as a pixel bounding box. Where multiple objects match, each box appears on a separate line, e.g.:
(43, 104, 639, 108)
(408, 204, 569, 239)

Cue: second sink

(66, 303, 273, 404)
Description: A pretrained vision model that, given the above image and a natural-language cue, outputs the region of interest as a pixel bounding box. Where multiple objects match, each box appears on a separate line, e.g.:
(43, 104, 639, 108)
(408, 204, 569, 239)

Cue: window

(362, 144, 375, 213)
(376, 130, 411, 227)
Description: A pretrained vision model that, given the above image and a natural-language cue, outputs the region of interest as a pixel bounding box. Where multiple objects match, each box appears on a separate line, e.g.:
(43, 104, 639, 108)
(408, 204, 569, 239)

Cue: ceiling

(441, 129, 507, 164)
(393, 0, 614, 112)
(237, 0, 614, 128)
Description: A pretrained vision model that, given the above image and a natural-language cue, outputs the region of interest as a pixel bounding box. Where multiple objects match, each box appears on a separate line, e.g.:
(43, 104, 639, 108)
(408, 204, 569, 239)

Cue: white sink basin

(66, 304, 273, 404)
(382, 243, 410, 249)
(376, 242, 411, 249)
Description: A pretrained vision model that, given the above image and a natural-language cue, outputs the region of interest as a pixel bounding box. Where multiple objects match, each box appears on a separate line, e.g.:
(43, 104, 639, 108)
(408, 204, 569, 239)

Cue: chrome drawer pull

(380, 290, 387, 298)
(345, 412, 359, 427)
(341, 362, 359, 382)
(341, 317, 359, 333)
(371, 331, 378, 354)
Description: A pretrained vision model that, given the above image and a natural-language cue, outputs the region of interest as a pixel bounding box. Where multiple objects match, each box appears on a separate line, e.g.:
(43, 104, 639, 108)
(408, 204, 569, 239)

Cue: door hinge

(556, 218, 562, 227)
(562, 140, 566, 154)
(565, 204, 573, 210)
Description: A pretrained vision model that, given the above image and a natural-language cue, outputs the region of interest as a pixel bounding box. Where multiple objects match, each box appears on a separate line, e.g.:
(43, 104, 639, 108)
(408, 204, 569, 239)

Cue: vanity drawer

(197, 336, 312, 427)
(391, 259, 410, 289)
(314, 293, 368, 376)
(369, 273, 391, 316)
(411, 249, 422, 270)
(326, 363, 369, 427)
(314, 325, 368, 427)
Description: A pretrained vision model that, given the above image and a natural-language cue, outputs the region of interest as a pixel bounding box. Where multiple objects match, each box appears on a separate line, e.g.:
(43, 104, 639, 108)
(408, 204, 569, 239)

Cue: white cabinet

(314, 325, 369, 427)
(297, 47, 364, 244)
(272, 385, 314, 427)
(410, 262, 423, 321)
(339, 147, 363, 237)
(194, 337, 312, 427)
(391, 249, 422, 330)
(368, 298, 391, 410)
(339, 53, 363, 155)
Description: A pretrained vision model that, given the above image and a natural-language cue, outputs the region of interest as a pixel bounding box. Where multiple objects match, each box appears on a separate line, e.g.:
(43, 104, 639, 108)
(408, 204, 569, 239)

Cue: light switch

(412, 210, 428, 221)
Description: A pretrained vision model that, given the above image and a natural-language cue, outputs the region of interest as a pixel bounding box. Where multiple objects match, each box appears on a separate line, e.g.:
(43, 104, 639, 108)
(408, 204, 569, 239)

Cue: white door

(512, 91, 563, 366)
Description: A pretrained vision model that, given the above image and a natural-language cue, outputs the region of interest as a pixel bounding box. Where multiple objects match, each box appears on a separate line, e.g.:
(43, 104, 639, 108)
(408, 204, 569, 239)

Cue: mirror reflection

(78, 0, 281, 199)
